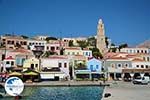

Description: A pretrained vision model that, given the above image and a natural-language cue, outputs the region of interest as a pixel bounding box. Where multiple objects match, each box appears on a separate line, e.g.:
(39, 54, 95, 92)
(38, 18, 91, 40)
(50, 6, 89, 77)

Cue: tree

(87, 37, 96, 47)
(119, 43, 128, 50)
(42, 51, 58, 57)
(45, 37, 58, 42)
(108, 43, 117, 52)
(77, 40, 88, 49)
(21, 35, 29, 39)
(69, 40, 74, 47)
(105, 37, 109, 48)
(90, 48, 103, 59)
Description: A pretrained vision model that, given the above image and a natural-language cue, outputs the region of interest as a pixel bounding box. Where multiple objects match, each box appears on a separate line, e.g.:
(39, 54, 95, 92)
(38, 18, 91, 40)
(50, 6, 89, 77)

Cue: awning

(9, 72, 22, 76)
(23, 72, 38, 76)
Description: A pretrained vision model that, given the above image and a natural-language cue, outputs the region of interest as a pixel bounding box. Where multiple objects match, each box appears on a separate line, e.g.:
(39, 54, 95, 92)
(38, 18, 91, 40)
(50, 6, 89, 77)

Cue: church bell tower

(96, 19, 107, 54)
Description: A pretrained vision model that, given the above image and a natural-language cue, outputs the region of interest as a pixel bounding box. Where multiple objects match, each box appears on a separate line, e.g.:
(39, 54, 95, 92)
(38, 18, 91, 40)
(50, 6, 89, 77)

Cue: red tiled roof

(65, 47, 81, 50)
(83, 48, 89, 50)
(11, 49, 31, 53)
(132, 58, 144, 62)
(43, 55, 68, 59)
(107, 57, 128, 60)
(5, 56, 14, 60)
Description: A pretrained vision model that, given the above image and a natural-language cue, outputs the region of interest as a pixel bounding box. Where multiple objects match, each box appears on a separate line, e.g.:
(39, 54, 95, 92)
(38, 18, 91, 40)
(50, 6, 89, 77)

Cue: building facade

(120, 47, 149, 54)
(1, 36, 27, 49)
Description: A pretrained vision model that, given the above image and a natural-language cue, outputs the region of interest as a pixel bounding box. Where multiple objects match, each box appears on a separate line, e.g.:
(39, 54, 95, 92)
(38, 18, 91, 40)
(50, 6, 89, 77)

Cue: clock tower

(96, 19, 107, 54)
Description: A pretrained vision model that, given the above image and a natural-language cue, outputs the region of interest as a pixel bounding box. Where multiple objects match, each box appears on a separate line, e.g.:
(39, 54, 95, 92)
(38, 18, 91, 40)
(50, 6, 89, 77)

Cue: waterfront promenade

(102, 81, 150, 100)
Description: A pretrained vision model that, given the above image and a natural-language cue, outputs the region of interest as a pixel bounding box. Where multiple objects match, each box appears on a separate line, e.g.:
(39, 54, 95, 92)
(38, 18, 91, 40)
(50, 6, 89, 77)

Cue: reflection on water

(1, 86, 104, 100)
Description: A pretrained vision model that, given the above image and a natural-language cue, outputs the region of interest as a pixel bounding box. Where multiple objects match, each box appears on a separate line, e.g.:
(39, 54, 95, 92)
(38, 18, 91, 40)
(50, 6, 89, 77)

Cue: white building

(3, 56, 15, 72)
(40, 56, 70, 80)
(120, 47, 149, 54)
(27, 39, 46, 50)
(82, 48, 92, 58)
(131, 58, 150, 69)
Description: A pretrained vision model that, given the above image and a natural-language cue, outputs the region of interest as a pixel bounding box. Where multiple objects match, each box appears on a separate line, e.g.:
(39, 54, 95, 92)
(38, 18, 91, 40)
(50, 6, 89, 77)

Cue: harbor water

(2, 86, 104, 100)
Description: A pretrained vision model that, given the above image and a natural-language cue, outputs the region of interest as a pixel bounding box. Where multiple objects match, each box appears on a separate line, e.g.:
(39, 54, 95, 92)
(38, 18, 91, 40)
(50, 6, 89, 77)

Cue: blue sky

(0, 0, 150, 46)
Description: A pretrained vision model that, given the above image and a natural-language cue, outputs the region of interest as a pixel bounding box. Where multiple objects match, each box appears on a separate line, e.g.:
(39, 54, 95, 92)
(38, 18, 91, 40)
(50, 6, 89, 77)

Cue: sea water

(2, 86, 104, 100)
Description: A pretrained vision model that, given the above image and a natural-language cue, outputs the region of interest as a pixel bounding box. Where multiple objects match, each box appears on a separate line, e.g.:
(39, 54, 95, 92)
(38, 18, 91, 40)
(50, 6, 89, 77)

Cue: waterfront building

(23, 57, 40, 72)
(105, 55, 132, 80)
(67, 55, 87, 80)
(96, 19, 107, 54)
(0, 35, 27, 49)
(104, 52, 150, 80)
(104, 52, 132, 79)
(40, 55, 70, 80)
(3, 56, 15, 72)
(123, 58, 150, 79)
(75, 58, 102, 80)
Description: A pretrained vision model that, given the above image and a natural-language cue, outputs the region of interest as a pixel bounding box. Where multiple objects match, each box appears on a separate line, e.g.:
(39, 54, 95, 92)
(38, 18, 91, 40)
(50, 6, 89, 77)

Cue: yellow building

(23, 57, 40, 72)
(64, 47, 82, 56)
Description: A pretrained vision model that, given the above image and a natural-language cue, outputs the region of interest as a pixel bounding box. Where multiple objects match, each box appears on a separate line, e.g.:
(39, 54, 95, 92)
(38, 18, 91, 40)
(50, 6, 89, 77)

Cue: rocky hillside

(137, 39, 150, 48)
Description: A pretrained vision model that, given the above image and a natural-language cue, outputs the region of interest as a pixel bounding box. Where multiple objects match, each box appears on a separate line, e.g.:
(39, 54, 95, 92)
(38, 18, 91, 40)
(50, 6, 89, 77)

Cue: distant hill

(137, 39, 150, 48)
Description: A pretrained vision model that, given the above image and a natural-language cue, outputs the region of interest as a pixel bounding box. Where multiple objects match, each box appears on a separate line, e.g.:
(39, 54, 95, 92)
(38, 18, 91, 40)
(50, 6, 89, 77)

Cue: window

(64, 63, 67, 68)
(77, 52, 79, 55)
(12, 41, 14, 44)
(117, 64, 122, 68)
(96, 65, 99, 69)
(58, 63, 62, 68)
(72, 52, 75, 55)
(145, 50, 147, 53)
(31, 64, 34, 69)
(35, 64, 38, 68)
(90, 65, 93, 71)
(130, 50, 132, 53)
(47, 46, 49, 50)
(143, 57, 146, 61)
(111, 63, 115, 68)
(56, 47, 59, 50)
(23, 42, 27, 45)
(141, 50, 143, 53)
(124, 63, 129, 67)
(141, 65, 144, 68)
(68, 52, 70, 55)
(51, 47, 55, 51)
(20, 41, 23, 45)
(11, 61, 14, 65)
(146, 65, 149, 69)
(6, 61, 10, 64)
(86, 52, 88, 56)
(137, 50, 139, 53)
(136, 65, 139, 68)
(147, 57, 150, 61)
